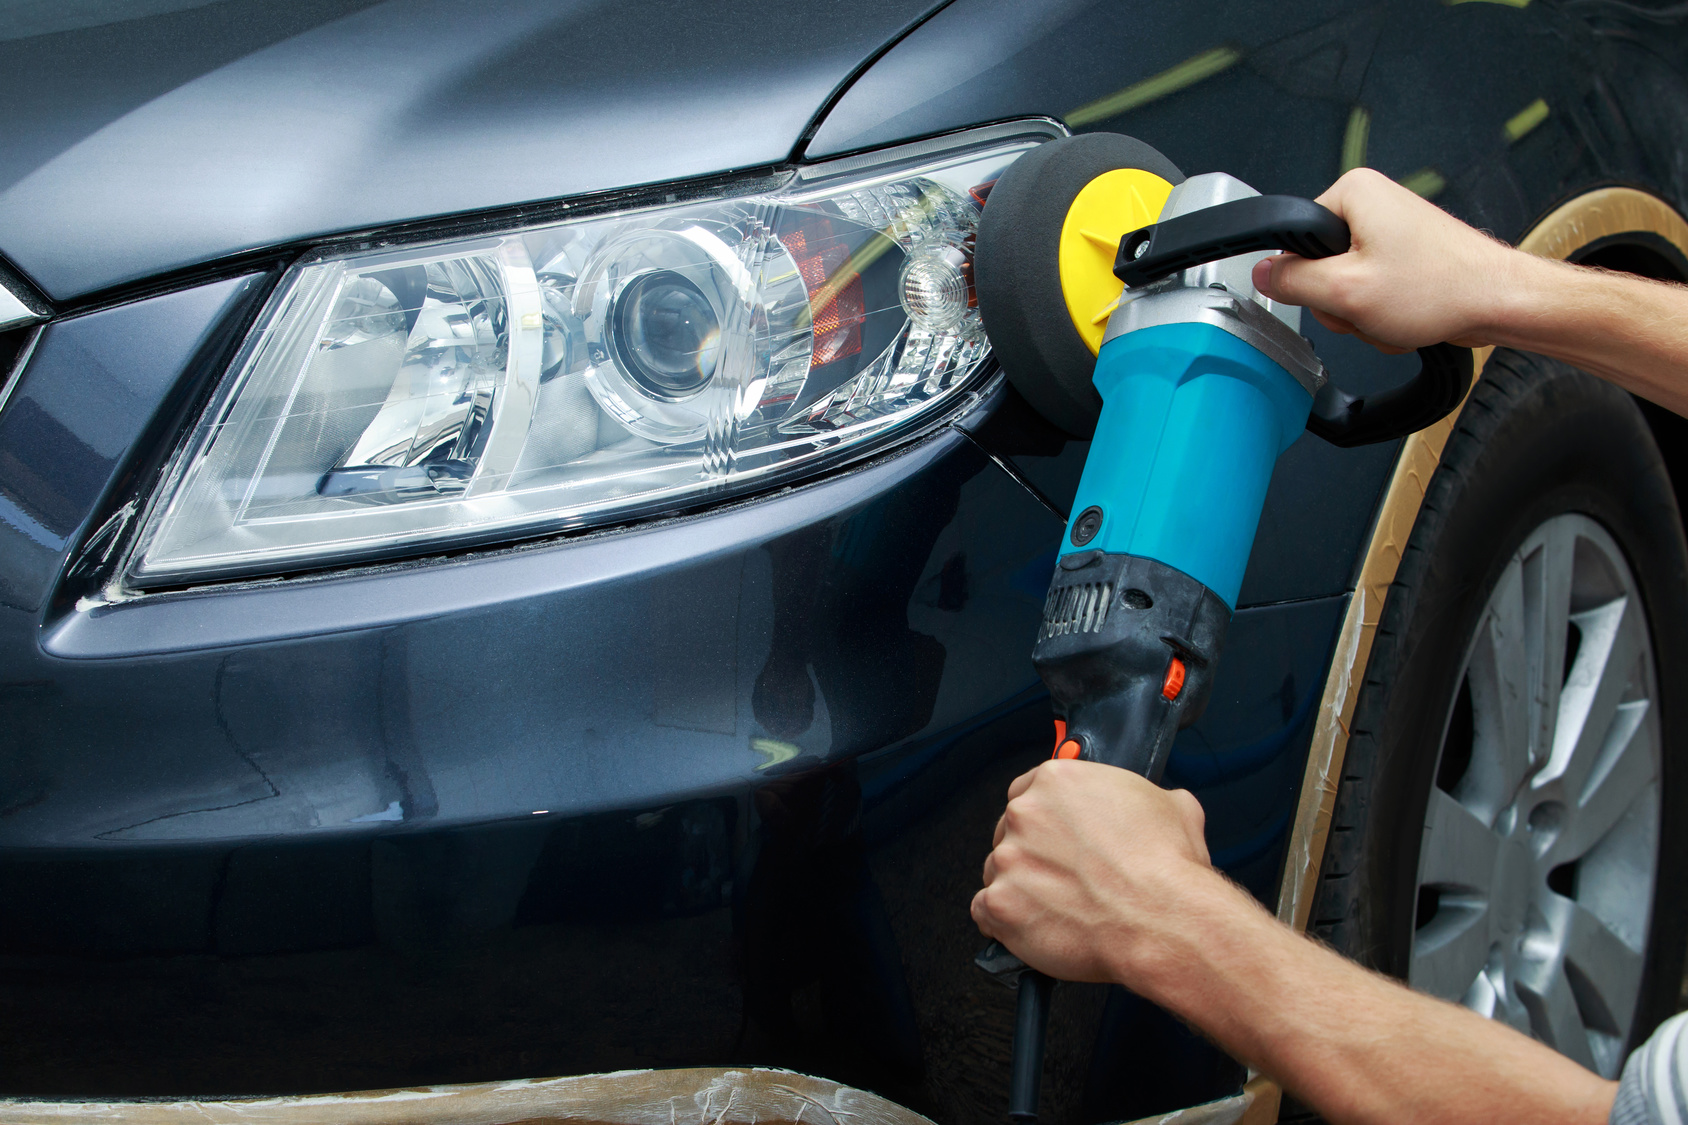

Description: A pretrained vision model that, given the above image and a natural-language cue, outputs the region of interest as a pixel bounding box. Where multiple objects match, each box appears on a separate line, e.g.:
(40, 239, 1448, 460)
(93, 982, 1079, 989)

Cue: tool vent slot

(1041, 581, 1113, 639)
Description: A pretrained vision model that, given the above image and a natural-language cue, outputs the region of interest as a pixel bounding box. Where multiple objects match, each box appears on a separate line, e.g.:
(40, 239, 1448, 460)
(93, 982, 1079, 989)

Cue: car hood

(0, 0, 944, 301)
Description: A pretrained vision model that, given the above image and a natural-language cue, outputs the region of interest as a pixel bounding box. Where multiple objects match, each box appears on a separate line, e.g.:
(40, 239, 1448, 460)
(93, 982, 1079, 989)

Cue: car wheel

(1308, 349, 1688, 1079)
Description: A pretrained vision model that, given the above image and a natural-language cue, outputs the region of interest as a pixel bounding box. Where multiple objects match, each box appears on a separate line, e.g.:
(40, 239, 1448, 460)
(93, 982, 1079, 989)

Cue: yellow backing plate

(1058, 168, 1175, 355)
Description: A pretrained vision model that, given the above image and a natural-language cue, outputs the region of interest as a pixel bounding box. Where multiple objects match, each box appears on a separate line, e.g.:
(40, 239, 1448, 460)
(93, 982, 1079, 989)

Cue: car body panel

(5, 0, 1688, 1120)
(0, 275, 268, 624)
(803, 0, 1688, 243)
(0, 272, 1342, 1119)
(0, 0, 945, 301)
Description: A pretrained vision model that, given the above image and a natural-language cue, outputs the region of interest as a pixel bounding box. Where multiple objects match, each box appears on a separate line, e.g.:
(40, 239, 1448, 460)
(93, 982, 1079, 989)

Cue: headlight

(126, 123, 1057, 586)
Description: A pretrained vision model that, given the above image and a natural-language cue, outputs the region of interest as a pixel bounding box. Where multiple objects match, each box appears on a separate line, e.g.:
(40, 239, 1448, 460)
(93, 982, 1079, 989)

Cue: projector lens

(614, 270, 720, 399)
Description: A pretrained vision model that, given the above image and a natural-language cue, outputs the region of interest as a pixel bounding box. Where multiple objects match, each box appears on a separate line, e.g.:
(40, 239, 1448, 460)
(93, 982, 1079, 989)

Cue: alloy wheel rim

(1409, 513, 1660, 1078)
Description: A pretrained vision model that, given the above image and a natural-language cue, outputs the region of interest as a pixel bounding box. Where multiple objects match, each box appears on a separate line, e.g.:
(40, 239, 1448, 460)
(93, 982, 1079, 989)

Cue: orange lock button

(1162, 656, 1186, 701)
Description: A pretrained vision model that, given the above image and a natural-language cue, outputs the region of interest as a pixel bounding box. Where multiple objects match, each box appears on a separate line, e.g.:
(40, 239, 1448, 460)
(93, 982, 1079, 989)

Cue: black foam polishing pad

(974, 134, 1183, 438)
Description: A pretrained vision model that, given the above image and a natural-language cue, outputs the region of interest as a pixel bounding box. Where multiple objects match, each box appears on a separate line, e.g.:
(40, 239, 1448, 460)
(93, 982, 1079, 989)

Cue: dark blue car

(1, 2, 1685, 1123)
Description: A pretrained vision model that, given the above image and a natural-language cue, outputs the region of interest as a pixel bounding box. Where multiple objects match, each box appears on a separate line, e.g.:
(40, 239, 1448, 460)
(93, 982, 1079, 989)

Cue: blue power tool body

(972, 145, 1473, 1124)
(1070, 320, 1313, 605)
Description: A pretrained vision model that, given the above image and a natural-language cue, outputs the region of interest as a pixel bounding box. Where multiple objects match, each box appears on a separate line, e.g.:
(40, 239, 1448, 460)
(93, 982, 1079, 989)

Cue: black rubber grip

(1114, 195, 1351, 287)
(1306, 342, 1475, 448)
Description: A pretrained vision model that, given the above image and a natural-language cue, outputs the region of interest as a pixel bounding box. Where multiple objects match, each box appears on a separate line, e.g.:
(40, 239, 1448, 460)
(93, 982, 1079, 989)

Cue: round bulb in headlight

(574, 220, 804, 446)
(614, 270, 721, 400)
(899, 244, 970, 331)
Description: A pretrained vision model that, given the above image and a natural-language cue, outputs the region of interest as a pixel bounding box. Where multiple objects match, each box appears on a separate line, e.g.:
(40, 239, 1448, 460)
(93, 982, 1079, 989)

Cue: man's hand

(1251, 167, 1516, 353)
(1252, 166, 1688, 418)
(970, 759, 1224, 994)
(971, 758, 1619, 1125)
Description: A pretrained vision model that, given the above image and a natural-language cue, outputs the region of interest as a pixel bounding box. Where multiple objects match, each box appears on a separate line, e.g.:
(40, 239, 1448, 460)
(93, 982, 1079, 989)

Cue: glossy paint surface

(806, 0, 1688, 247)
(0, 282, 1343, 1122)
(0, 0, 945, 300)
(4, 0, 1677, 1119)
(0, 276, 268, 626)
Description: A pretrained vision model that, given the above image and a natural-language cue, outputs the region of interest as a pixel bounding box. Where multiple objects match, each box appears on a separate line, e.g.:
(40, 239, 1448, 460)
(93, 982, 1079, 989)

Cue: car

(1, 2, 1685, 1123)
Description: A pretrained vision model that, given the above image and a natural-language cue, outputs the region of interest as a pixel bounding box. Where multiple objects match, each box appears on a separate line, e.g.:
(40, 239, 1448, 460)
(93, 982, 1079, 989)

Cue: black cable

(1007, 970, 1055, 1123)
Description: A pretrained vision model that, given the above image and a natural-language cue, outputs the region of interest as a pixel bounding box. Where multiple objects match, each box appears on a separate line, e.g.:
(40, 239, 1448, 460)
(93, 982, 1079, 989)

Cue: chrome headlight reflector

(128, 125, 1056, 585)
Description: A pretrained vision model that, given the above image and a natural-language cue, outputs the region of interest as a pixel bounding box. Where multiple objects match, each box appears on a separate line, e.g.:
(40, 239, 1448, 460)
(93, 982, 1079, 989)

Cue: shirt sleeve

(1612, 1010, 1688, 1125)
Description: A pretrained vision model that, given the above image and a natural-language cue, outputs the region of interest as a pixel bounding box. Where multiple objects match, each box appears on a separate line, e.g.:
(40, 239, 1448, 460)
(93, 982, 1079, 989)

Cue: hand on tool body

(972, 759, 1211, 989)
(974, 760, 1619, 1125)
(1253, 166, 1688, 416)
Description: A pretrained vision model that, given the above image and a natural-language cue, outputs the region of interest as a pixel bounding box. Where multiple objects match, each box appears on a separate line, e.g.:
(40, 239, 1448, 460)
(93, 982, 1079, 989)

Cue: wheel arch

(1558, 209, 1688, 524)
(1276, 184, 1688, 935)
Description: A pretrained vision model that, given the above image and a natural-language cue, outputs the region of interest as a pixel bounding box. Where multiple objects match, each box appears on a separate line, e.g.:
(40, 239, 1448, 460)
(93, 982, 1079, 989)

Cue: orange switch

(1162, 656, 1186, 701)
(1055, 739, 1083, 760)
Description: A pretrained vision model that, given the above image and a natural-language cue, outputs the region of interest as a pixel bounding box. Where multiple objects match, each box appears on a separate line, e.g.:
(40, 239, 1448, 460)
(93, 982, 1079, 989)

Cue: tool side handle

(1114, 195, 1350, 287)
(1110, 192, 1476, 447)
(1306, 342, 1474, 448)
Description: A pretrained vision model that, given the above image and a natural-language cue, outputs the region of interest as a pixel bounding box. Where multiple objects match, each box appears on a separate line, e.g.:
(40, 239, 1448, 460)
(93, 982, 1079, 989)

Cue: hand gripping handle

(1113, 194, 1352, 287)
(1113, 194, 1474, 448)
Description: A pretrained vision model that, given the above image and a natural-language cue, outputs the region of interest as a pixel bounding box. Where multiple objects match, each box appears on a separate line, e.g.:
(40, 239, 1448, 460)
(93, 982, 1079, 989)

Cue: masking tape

(1276, 187, 1688, 933)
(1273, 377, 1486, 934)
(1516, 186, 1688, 261)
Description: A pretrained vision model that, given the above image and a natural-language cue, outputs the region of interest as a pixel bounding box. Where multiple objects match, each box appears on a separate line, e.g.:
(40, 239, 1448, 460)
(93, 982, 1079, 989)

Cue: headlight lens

(127, 125, 1055, 585)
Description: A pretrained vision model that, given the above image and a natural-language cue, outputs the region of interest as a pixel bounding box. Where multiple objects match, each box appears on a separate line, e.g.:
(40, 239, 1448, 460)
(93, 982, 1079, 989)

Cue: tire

(1308, 351, 1688, 1077)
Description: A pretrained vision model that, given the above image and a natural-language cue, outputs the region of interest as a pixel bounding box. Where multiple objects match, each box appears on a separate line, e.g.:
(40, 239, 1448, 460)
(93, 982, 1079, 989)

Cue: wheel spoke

(1537, 595, 1641, 802)
(1463, 561, 1535, 814)
(1550, 700, 1655, 865)
(1419, 788, 1500, 892)
(1412, 788, 1499, 1002)
(1459, 960, 1502, 1019)
(1515, 960, 1598, 1071)
(1557, 898, 1644, 1036)
(1521, 522, 1577, 770)
(1409, 897, 1491, 1001)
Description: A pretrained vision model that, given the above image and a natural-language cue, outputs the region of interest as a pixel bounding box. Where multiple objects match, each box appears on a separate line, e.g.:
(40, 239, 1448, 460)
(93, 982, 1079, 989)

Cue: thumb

(1253, 251, 1339, 308)
(1251, 255, 1284, 300)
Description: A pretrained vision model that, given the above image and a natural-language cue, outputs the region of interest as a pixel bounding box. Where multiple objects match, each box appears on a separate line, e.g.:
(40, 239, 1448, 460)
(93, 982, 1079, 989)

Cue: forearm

(1481, 250, 1688, 417)
(1122, 872, 1617, 1125)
